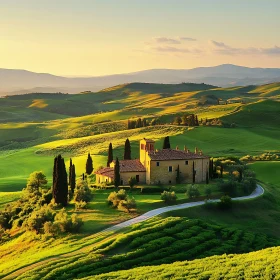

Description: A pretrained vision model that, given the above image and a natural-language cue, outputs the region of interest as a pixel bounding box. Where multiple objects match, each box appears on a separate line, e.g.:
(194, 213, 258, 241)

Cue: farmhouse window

(185, 160, 189, 165)
(156, 162, 160, 166)
(168, 166, 173, 172)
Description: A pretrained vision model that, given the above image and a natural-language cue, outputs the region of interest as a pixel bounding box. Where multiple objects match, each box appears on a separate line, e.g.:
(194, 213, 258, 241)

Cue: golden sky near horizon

(1, 0, 280, 76)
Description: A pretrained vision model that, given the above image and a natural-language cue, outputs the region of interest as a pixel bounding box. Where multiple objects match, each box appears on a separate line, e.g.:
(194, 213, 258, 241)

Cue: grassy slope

(11, 216, 278, 280)
(82, 246, 280, 280)
(161, 161, 280, 238)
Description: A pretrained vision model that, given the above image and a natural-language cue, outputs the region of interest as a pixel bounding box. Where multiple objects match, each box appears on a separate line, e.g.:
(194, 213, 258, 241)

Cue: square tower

(140, 138, 155, 167)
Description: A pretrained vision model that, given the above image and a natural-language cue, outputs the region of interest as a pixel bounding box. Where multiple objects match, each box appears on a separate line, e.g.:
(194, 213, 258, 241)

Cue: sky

(1, 0, 280, 76)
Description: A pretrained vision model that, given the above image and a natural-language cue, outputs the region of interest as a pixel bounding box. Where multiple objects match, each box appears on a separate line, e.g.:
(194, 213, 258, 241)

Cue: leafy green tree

(114, 157, 121, 188)
(162, 136, 171, 149)
(86, 153, 94, 175)
(26, 171, 48, 193)
(107, 142, 113, 167)
(124, 138, 131, 160)
(53, 155, 68, 206)
(174, 116, 182, 125)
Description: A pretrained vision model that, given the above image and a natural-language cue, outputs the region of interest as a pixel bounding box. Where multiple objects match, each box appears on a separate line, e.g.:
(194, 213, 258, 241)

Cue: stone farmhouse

(95, 138, 210, 185)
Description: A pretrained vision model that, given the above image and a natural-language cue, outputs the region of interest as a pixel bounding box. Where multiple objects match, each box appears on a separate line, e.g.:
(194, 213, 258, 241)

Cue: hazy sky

(1, 0, 280, 76)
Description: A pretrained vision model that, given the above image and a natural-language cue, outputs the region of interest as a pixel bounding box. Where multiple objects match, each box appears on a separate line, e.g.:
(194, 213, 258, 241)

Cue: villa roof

(118, 159, 146, 172)
(143, 138, 155, 143)
(96, 159, 146, 177)
(95, 167, 114, 178)
(148, 149, 209, 161)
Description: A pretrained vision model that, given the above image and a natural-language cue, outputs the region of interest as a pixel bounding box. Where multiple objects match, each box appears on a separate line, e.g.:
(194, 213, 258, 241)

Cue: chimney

(195, 147, 198, 154)
(199, 150, 203, 155)
(176, 145, 179, 150)
(184, 145, 187, 151)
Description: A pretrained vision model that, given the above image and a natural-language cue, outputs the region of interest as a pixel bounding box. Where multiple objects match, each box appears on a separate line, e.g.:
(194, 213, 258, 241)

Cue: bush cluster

(108, 189, 136, 213)
(161, 191, 177, 204)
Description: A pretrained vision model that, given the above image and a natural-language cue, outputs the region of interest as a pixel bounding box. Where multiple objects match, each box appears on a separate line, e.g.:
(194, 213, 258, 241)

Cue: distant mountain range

(1, 64, 280, 95)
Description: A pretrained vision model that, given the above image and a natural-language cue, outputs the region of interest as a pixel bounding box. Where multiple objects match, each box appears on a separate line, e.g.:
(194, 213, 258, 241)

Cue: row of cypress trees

(106, 139, 132, 168)
(52, 155, 77, 206)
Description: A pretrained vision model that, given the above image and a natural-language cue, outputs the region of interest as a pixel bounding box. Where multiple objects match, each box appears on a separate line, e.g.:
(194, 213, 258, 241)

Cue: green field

(9, 216, 279, 280)
(83, 245, 280, 279)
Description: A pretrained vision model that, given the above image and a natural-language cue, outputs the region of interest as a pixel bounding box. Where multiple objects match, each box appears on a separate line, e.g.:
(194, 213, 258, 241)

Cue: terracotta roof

(95, 167, 114, 178)
(113, 159, 146, 172)
(143, 138, 155, 143)
(148, 149, 209, 161)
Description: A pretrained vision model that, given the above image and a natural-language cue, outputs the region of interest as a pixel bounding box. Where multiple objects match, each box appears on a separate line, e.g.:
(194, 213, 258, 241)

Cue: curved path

(2, 184, 264, 280)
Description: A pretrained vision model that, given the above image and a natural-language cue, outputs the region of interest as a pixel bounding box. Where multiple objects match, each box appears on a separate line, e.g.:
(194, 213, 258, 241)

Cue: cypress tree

(53, 154, 68, 206)
(192, 161, 196, 184)
(195, 115, 199, 126)
(114, 157, 121, 188)
(176, 165, 181, 184)
(70, 164, 76, 193)
(206, 171, 209, 184)
(124, 138, 131, 160)
(69, 158, 72, 185)
(163, 136, 171, 149)
(86, 153, 93, 175)
(220, 165, 224, 178)
(107, 143, 113, 167)
(209, 159, 213, 179)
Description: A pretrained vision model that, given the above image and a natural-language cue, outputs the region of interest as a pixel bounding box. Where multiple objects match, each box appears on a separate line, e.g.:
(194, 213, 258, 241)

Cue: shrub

(118, 197, 136, 213)
(187, 185, 200, 198)
(74, 180, 92, 202)
(75, 201, 88, 210)
(128, 177, 137, 189)
(161, 191, 177, 204)
(219, 195, 232, 210)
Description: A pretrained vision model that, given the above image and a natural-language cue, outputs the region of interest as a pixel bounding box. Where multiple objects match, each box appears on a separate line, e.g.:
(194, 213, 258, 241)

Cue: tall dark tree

(209, 159, 213, 179)
(114, 157, 121, 188)
(162, 136, 171, 149)
(195, 115, 199, 126)
(220, 165, 224, 178)
(143, 118, 147, 127)
(192, 161, 196, 184)
(69, 158, 72, 185)
(86, 153, 93, 175)
(124, 138, 131, 160)
(176, 165, 181, 184)
(53, 154, 68, 206)
(107, 143, 113, 167)
(70, 164, 76, 193)
(206, 171, 209, 184)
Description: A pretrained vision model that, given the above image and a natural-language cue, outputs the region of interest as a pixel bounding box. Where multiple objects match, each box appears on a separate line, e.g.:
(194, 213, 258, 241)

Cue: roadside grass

(161, 161, 280, 239)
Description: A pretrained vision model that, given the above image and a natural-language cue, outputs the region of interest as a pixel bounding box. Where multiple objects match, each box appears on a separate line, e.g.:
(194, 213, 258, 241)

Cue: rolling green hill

(5, 216, 278, 280)
(0, 81, 280, 279)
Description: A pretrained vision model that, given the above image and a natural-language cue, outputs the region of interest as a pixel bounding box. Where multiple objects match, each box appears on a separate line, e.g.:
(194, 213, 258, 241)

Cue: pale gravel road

(2, 184, 264, 280)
